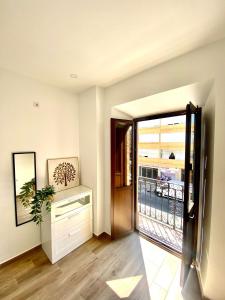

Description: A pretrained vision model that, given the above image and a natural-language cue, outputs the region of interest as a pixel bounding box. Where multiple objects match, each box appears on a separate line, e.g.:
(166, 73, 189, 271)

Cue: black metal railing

(138, 176, 184, 231)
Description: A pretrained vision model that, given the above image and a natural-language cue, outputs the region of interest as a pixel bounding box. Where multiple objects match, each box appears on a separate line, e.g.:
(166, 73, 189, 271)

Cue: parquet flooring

(0, 233, 185, 300)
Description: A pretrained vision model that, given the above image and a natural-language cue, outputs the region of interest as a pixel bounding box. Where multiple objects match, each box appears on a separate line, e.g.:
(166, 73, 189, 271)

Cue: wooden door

(111, 119, 134, 239)
(181, 103, 201, 287)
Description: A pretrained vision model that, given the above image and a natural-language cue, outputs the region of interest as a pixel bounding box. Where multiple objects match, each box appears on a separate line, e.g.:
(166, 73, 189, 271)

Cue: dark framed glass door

(181, 102, 201, 287)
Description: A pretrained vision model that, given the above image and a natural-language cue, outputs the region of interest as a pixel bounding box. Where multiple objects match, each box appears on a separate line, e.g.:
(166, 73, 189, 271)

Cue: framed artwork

(47, 157, 80, 192)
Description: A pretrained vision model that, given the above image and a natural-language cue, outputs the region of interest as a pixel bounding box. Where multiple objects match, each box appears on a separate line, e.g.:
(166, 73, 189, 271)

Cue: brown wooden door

(111, 119, 134, 239)
(181, 103, 201, 287)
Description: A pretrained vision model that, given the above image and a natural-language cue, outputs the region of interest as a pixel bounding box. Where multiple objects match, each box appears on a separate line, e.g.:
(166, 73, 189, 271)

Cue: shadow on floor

(182, 268, 202, 300)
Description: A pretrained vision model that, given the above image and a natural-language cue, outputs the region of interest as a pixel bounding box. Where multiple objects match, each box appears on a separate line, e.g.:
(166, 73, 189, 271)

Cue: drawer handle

(68, 211, 81, 219)
(69, 229, 81, 237)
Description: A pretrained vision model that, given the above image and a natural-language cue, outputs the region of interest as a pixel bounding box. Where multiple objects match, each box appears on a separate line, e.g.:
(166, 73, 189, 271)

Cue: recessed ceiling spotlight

(70, 74, 78, 79)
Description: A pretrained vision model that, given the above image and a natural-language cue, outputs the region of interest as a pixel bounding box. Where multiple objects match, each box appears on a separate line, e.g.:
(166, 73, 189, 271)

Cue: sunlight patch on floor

(139, 236, 183, 300)
(106, 275, 143, 298)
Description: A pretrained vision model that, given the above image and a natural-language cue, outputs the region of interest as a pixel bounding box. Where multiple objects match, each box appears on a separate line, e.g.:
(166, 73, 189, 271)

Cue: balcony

(137, 177, 183, 253)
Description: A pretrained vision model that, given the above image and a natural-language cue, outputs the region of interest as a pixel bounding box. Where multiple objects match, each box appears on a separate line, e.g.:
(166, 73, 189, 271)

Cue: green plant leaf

(20, 182, 55, 225)
(18, 178, 36, 208)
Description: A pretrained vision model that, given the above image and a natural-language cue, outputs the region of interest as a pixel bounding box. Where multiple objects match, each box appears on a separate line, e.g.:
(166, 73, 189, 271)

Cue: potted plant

(19, 180, 55, 224)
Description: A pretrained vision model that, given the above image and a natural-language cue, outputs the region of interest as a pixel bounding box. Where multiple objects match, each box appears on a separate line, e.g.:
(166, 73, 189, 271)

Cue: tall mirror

(12, 152, 36, 226)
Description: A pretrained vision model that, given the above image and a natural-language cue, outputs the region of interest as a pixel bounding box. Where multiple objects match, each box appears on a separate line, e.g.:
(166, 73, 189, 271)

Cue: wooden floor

(0, 233, 185, 300)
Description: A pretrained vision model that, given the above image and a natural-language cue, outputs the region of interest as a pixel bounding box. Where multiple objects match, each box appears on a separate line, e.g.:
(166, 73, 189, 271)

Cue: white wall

(0, 68, 79, 264)
(96, 87, 105, 235)
(205, 73, 225, 299)
(79, 87, 104, 236)
(103, 38, 225, 299)
(197, 86, 215, 293)
(111, 107, 132, 119)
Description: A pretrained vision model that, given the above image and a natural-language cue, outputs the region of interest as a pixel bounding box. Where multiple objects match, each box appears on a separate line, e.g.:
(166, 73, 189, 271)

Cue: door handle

(189, 214, 194, 219)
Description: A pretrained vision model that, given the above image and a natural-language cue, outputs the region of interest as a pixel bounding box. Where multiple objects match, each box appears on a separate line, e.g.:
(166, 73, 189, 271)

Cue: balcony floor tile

(138, 214, 183, 253)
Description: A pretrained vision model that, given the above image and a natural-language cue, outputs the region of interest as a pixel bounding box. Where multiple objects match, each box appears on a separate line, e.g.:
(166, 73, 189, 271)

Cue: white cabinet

(41, 185, 93, 264)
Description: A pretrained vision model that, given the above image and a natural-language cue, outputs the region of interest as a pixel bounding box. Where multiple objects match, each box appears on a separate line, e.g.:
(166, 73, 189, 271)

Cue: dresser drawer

(53, 207, 92, 239)
(53, 221, 92, 260)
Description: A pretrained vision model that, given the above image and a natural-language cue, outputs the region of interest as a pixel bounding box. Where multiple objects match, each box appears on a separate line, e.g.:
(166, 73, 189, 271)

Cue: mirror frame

(12, 152, 37, 226)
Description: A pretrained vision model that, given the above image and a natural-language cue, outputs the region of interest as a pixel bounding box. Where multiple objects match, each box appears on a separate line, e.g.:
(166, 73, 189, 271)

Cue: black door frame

(181, 104, 202, 286)
(133, 109, 188, 257)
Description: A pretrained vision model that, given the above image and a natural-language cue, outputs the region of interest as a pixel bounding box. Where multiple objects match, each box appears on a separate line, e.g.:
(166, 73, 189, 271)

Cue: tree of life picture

(53, 162, 76, 187)
(48, 157, 79, 192)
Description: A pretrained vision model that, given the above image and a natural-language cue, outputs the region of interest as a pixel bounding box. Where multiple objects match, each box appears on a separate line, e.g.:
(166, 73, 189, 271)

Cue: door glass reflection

(125, 126, 132, 186)
(115, 124, 132, 187)
(188, 114, 195, 213)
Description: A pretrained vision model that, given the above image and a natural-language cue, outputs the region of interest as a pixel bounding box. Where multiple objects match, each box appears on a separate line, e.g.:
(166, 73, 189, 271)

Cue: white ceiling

(113, 82, 212, 118)
(0, 1, 225, 93)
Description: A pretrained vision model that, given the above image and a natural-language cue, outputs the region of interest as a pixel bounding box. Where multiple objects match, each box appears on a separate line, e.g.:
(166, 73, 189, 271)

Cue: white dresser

(41, 185, 93, 264)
